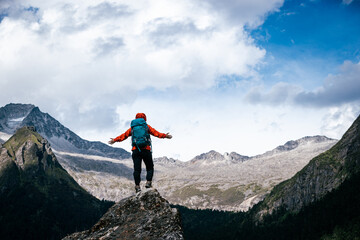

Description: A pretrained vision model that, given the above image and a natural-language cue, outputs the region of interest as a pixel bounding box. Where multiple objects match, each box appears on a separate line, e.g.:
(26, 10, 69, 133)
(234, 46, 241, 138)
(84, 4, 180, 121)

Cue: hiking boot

(135, 185, 141, 193)
(145, 181, 152, 188)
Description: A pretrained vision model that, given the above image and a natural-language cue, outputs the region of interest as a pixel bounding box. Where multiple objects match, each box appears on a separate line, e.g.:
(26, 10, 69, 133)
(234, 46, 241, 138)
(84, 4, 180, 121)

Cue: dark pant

(131, 149, 154, 186)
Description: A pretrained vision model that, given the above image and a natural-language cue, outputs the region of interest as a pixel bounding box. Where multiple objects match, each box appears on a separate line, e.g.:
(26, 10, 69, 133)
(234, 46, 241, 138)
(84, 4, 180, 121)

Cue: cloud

(147, 19, 203, 48)
(94, 37, 125, 56)
(245, 61, 360, 108)
(245, 82, 302, 105)
(0, 0, 278, 132)
(342, 0, 354, 5)
(295, 61, 360, 107)
(202, 0, 284, 27)
(320, 104, 360, 139)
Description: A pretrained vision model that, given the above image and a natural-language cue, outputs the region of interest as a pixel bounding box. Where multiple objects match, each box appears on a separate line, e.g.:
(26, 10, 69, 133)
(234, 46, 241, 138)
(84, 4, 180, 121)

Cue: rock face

(63, 189, 184, 240)
(256, 114, 360, 219)
(0, 103, 130, 159)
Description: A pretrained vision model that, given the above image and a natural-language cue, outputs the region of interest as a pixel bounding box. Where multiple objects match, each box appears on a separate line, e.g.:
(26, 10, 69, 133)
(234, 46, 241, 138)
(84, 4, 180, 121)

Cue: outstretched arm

(148, 125, 172, 139)
(108, 128, 132, 145)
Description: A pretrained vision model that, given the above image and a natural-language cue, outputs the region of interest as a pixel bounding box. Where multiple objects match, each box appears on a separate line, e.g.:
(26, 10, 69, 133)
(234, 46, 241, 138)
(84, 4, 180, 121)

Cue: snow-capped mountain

(0, 103, 130, 159)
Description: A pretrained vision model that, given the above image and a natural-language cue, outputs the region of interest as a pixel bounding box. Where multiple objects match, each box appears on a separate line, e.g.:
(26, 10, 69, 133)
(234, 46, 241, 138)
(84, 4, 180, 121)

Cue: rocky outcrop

(255, 114, 360, 219)
(1, 126, 59, 177)
(63, 189, 184, 240)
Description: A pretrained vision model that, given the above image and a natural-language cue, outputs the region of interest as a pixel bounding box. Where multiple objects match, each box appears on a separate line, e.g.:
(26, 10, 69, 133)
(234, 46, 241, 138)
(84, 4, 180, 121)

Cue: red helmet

(135, 113, 147, 121)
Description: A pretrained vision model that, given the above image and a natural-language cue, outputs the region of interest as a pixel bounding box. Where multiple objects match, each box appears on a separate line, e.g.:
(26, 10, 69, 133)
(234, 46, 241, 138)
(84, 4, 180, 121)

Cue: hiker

(108, 113, 172, 193)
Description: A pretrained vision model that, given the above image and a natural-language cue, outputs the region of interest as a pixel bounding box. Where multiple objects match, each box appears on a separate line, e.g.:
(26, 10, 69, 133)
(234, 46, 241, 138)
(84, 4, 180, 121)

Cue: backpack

(131, 118, 151, 150)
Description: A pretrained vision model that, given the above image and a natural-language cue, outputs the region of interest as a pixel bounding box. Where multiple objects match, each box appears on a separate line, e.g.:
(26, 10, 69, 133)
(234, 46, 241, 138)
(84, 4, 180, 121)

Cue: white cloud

(0, 0, 275, 134)
(6, 0, 345, 162)
(245, 82, 302, 105)
(321, 104, 360, 139)
(244, 61, 360, 108)
(202, 0, 284, 28)
(342, 0, 354, 5)
(295, 61, 360, 107)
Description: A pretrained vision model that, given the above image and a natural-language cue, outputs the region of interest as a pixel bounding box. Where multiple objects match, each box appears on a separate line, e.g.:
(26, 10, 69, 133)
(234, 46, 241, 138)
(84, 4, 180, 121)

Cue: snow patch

(0, 131, 12, 142)
(7, 117, 26, 129)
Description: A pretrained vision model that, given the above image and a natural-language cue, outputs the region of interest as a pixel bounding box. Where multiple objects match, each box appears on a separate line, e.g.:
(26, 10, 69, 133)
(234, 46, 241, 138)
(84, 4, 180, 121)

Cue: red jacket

(113, 113, 167, 151)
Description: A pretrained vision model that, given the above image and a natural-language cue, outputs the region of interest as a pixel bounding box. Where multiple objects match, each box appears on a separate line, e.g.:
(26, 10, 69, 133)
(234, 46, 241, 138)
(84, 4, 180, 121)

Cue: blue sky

(252, 0, 360, 87)
(0, 0, 359, 160)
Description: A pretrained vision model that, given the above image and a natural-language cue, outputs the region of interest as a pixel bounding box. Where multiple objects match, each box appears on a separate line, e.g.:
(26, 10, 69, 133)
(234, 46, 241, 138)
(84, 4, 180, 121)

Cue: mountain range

(1, 102, 359, 239)
(0, 103, 338, 211)
(56, 135, 336, 211)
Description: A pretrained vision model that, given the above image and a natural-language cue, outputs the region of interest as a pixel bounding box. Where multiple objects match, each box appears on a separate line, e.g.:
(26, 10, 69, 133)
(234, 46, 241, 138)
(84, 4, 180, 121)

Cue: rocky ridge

(63, 189, 184, 240)
(189, 150, 250, 165)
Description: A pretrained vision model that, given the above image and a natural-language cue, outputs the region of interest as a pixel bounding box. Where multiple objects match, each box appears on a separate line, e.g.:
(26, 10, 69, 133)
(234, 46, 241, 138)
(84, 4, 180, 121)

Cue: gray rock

(63, 189, 184, 240)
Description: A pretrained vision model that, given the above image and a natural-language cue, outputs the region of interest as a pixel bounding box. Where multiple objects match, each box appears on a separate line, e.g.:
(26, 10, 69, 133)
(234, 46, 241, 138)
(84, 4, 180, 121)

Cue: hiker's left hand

(108, 138, 115, 145)
(165, 133, 172, 139)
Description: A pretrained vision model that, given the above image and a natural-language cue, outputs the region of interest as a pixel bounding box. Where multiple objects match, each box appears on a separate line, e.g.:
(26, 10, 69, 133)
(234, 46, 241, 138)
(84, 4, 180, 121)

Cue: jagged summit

(0, 103, 130, 159)
(0, 103, 35, 133)
(188, 136, 334, 165)
(154, 156, 184, 166)
(63, 189, 184, 240)
(190, 150, 249, 165)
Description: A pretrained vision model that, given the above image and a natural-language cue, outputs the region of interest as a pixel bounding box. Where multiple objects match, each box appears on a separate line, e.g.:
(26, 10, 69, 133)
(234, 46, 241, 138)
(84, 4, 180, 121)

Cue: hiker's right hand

(108, 138, 115, 145)
(165, 133, 172, 139)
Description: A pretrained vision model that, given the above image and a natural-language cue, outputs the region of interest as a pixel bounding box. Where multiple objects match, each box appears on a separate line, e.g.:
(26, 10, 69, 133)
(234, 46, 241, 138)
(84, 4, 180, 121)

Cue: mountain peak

(3, 126, 58, 172)
(63, 189, 184, 240)
(190, 150, 224, 164)
(189, 150, 249, 165)
(0, 103, 35, 133)
(3, 103, 35, 112)
(258, 135, 337, 157)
